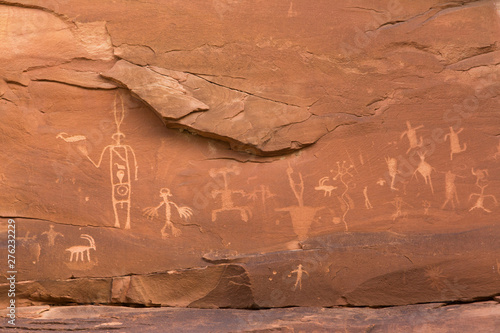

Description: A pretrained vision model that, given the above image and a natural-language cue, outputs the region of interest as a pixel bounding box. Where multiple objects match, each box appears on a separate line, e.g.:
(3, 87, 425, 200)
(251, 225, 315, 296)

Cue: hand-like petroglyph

(471, 167, 488, 187)
(400, 121, 424, 154)
(314, 176, 337, 197)
(441, 171, 464, 210)
(246, 185, 275, 209)
(422, 200, 431, 215)
(329, 161, 355, 231)
(289, 264, 309, 291)
(210, 165, 251, 222)
(41, 225, 64, 246)
(57, 96, 138, 229)
(363, 186, 373, 209)
(387, 196, 412, 221)
(444, 127, 467, 160)
(18, 232, 41, 264)
(143, 188, 193, 238)
(276, 164, 324, 240)
(412, 151, 435, 194)
(385, 157, 400, 191)
(65, 234, 96, 262)
(469, 185, 498, 213)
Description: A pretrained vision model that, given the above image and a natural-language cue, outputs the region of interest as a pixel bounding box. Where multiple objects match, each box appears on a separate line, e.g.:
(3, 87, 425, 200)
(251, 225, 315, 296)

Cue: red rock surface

(1, 0, 500, 325)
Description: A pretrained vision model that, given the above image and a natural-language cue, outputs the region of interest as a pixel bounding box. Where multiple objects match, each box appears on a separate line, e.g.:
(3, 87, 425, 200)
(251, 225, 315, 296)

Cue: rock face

(1, 0, 500, 315)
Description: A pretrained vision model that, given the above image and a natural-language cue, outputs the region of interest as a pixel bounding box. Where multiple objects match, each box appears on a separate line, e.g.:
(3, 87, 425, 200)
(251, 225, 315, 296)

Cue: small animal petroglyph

(469, 185, 498, 213)
(412, 151, 435, 194)
(65, 234, 96, 262)
(143, 188, 193, 238)
(385, 157, 399, 191)
(315, 176, 337, 197)
(444, 127, 466, 160)
(401, 121, 424, 154)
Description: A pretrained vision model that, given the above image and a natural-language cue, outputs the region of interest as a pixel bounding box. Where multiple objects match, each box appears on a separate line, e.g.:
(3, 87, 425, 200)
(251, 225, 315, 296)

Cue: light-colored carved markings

(363, 186, 373, 209)
(400, 121, 424, 154)
(412, 151, 435, 194)
(57, 95, 138, 229)
(246, 185, 275, 209)
(210, 165, 252, 222)
(65, 234, 96, 262)
(444, 127, 467, 160)
(385, 157, 399, 191)
(441, 171, 464, 210)
(331, 161, 355, 231)
(471, 167, 488, 187)
(289, 264, 309, 291)
(469, 185, 498, 213)
(422, 200, 431, 215)
(41, 225, 64, 246)
(386, 196, 412, 221)
(314, 176, 337, 197)
(143, 188, 193, 239)
(18, 232, 41, 264)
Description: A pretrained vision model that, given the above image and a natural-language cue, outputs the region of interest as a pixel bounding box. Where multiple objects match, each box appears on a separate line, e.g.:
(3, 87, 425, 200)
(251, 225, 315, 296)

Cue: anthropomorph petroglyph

(444, 127, 467, 160)
(41, 225, 64, 246)
(331, 161, 355, 231)
(412, 151, 435, 194)
(210, 165, 251, 222)
(400, 121, 424, 154)
(441, 171, 464, 210)
(471, 167, 488, 187)
(387, 196, 412, 221)
(315, 176, 337, 197)
(290, 264, 309, 291)
(65, 234, 96, 262)
(363, 186, 373, 209)
(57, 96, 138, 229)
(469, 185, 498, 213)
(385, 157, 399, 191)
(19, 232, 41, 264)
(143, 188, 193, 238)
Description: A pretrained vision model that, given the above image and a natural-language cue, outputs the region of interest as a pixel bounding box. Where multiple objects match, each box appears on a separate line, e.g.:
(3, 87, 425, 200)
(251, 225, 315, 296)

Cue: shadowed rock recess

(1, 0, 500, 330)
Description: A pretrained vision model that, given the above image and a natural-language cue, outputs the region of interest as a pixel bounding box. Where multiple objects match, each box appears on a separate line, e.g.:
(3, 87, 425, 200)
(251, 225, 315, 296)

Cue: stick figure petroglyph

(57, 96, 138, 229)
(363, 186, 373, 209)
(469, 185, 498, 213)
(444, 127, 467, 160)
(210, 165, 251, 222)
(290, 264, 309, 291)
(385, 157, 400, 191)
(401, 121, 424, 154)
(441, 171, 464, 210)
(143, 188, 193, 238)
(315, 176, 337, 197)
(41, 225, 64, 246)
(65, 234, 96, 262)
(412, 151, 435, 194)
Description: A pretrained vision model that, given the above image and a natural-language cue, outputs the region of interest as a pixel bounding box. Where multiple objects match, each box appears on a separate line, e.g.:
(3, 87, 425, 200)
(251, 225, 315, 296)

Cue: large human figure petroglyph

(277, 163, 324, 240)
(143, 188, 193, 238)
(210, 165, 251, 222)
(385, 157, 400, 191)
(441, 171, 464, 210)
(290, 264, 309, 291)
(57, 96, 138, 229)
(444, 127, 466, 160)
(469, 185, 498, 213)
(400, 121, 424, 154)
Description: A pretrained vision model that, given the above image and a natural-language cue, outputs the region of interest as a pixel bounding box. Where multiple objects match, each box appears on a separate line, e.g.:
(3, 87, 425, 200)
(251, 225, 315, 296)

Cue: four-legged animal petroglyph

(41, 225, 64, 246)
(290, 264, 309, 291)
(469, 185, 498, 213)
(444, 127, 466, 160)
(385, 157, 400, 191)
(441, 171, 464, 210)
(210, 165, 252, 222)
(315, 176, 337, 196)
(65, 234, 96, 262)
(143, 188, 193, 238)
(412, 151, 435, 194)
(57, 95, 138, 229)
(401, 121, 424, 154)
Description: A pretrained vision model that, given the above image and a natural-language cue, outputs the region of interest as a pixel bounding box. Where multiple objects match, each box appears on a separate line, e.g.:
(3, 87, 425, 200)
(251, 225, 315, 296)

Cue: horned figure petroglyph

(400, 121, 424, 154)
(315, 176, 337, 196)
(385, 157, 399, 191)
(290, 264, 309, 291)
(444, 127, 466, 160)
(210, 165, 251, 222)
(469, 185, 498, 213)
(65, 234, 96, 262)
(441, 171, 464, 210)
(143, 188, 193, 238)
(412, 151, 434, 194)
(57, 95, 138, 229)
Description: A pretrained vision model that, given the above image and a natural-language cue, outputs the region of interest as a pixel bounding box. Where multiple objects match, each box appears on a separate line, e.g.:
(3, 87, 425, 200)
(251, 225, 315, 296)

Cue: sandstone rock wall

(1, 0, 500, 308)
